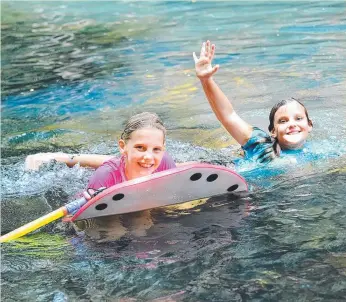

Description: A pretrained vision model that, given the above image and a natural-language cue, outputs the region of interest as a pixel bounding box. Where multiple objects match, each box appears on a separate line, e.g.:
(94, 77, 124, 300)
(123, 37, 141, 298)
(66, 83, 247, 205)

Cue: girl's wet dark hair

(268, 98, 312, 156)
(268, 98, 312, 132)
(121, 112, 166, 142)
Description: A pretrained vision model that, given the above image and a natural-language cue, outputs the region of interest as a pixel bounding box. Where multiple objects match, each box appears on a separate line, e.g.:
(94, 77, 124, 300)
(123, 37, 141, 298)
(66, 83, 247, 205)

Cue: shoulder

(242, 127, 276, 163)
(101, 156, 121, 166)
(95, 156, 123, 175)
(87, 156, 124, 189)
(155, 152, 176, 172)
(242, 127, 272, 150)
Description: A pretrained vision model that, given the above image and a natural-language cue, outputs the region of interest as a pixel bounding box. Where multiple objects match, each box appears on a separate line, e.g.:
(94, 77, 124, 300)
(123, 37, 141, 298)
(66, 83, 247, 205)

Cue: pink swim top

(87, 152, 176, 189)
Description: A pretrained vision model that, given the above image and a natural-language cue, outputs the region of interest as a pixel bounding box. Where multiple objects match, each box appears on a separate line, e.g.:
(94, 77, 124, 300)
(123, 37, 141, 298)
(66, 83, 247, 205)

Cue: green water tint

(1, 2, 37, 25)
(1, 169, 346, 300)
(1, 3, 156, 97)
(1, 117, 237, 159)
(2, 1, 346, 300)
(2, 233, 70, 258)
(1, 195, 55, 233)
(2, 78, 241, 158)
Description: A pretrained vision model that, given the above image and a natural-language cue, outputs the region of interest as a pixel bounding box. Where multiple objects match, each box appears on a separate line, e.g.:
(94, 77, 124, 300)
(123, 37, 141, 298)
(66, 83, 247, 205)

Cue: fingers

(84, 187, 106, 200)
(211, 64, 220, 76)
(24, 154, 45, 171)
(210, 43, 215, 60)
(84, 189, 95, 200)
(206, 40, 210, 56)
(24, 155, 37, 171)
(198, 40, 215, 57)
(199, 42, 205, 58)
(24, 153, 57, 171)
(201, 40, 210, 58)
(194, 40, 216, 66)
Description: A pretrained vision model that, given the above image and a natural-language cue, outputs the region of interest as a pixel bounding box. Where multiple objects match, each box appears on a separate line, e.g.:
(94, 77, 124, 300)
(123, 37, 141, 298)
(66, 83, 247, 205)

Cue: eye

(135, 145, 145, 151)
(278, 119, 287, 124)
(154, 147, 163, 153)
(296, 116, 303, 121)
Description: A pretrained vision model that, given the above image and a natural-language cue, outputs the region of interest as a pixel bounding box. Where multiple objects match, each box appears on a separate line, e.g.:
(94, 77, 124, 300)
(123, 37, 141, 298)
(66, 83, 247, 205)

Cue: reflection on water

(1, 1, 346, 301)
(1, 2, 157, 97)
(2, 168, 346, 301)
(75, 210, 155, 241)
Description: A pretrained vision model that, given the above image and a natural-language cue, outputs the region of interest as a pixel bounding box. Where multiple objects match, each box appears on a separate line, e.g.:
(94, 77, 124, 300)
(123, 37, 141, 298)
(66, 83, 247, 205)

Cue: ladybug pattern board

(70, 163, 248, 221)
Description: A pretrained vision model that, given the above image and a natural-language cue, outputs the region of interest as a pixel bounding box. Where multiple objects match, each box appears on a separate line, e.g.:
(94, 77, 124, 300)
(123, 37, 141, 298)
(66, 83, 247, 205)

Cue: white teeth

(139, 163, 153, 168)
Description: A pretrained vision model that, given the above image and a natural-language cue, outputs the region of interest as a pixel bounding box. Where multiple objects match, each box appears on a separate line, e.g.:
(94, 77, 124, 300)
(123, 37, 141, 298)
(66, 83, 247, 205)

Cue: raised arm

(24, 153, 114, 171)
(193, 40, 253, 146)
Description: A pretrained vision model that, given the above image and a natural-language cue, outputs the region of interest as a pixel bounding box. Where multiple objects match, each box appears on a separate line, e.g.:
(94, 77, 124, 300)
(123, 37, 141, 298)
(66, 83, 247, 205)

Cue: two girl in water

(25, 40, 313, 189)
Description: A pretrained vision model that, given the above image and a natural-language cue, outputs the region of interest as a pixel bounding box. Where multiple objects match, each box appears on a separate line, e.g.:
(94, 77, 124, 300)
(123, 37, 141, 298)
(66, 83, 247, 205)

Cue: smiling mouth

(286, 130, 300, 135)
(138, 163, 154, 169)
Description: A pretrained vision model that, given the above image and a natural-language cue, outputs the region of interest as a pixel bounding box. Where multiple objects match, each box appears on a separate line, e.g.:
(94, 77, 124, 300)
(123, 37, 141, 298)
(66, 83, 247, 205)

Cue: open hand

(193, 40, 219, 80)
(24, 152, 69, 171)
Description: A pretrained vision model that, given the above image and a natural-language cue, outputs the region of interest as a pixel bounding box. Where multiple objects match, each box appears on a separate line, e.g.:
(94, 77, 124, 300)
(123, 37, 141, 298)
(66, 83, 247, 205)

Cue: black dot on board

(113, 193, 125, 201)
(190, 173, 202, 181)
(95, 203, 108, 211)
(227, 184, 239, 192)
(206, 174, 218, 182)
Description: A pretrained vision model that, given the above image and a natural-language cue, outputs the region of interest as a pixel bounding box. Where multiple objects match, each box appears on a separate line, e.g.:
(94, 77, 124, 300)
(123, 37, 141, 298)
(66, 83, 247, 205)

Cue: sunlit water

(1, 1, 346, 301)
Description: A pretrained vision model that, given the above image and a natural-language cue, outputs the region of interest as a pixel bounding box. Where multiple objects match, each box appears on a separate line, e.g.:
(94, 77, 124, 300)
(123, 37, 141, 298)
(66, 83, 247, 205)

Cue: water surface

(1, 1, 346, 301)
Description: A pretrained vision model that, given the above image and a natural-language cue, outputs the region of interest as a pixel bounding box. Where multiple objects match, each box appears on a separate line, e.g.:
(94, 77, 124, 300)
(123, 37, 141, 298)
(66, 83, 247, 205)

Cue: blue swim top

(238, 126, 342, 168)
(231, 126, 343, 187)
(242, 127, 276, 163)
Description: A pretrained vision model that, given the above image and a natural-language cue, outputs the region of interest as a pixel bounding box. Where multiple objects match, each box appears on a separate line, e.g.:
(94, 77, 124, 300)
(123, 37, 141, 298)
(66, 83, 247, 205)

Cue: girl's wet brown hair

(120, 112, 166, 142)
(268, 98, 312, 133)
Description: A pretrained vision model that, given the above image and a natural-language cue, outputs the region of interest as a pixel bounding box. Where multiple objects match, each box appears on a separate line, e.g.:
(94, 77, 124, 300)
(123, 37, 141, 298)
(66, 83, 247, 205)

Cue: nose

(287, 118, 297, 128)
(143, 151, 154, 160)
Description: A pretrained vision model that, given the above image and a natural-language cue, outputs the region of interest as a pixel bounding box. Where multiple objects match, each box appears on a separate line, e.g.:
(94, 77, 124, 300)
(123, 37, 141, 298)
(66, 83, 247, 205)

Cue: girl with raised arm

(193, 40, 313, 163)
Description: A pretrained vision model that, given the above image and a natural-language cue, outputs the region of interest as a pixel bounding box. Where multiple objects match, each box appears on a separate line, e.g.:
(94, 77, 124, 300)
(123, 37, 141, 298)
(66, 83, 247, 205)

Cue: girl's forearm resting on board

(200, 77, 253, 146)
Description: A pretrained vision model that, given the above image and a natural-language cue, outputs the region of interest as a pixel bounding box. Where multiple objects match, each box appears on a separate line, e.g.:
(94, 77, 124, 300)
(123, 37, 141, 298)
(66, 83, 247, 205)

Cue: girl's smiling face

(118, 127, 165, 180)
(271, 101, 313, 150)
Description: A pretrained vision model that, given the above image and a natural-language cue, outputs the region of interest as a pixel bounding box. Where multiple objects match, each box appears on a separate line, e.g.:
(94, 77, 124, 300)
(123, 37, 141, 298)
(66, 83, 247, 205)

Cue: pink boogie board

(69, 163, 248, 221)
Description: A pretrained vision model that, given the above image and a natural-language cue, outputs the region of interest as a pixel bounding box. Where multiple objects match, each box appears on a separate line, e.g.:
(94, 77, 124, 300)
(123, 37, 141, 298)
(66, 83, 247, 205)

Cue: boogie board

(68, 163, 248, 222)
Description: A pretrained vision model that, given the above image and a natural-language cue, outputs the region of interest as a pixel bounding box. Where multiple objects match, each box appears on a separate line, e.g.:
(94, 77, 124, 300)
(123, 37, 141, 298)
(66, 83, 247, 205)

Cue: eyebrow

(276, 115, 288, 120)
(276, 112, 305, 119)
(134, 143, 163, 148)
